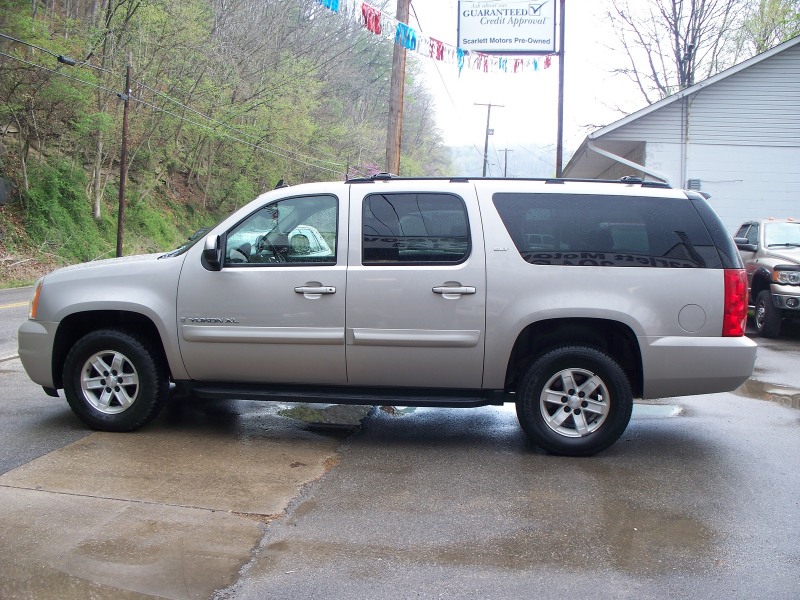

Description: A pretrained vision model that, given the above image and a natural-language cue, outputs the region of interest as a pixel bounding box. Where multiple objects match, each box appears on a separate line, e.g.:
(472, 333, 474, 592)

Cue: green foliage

(24, 162, 110, 263)
(0, 0, 452, 279)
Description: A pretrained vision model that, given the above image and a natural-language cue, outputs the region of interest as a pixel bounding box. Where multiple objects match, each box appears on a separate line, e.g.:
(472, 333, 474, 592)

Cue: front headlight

(774, 270, 800, 285)
(29, 278, 43, 319)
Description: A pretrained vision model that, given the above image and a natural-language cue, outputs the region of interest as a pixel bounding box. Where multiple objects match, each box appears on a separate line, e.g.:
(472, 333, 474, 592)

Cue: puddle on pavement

(379, 406, 418, 417)
(631, 403, 683, 418)
(278, 404, 373, 432)
(734, 379, 800, 410)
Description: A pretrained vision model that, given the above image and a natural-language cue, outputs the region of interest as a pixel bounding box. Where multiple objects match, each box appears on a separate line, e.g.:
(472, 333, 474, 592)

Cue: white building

(563, 36, 800, 232)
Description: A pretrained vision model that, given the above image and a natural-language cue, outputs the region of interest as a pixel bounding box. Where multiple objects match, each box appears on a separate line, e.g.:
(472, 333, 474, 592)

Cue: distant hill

(448, 145, 572, 178)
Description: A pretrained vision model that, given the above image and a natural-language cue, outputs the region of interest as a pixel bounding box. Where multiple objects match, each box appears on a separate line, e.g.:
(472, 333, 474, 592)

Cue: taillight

(722, 269, 747, 336)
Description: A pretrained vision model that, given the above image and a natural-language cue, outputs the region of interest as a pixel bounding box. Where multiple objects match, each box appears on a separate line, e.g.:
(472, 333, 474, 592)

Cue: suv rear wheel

(516, 346, 633, 456)
(62, 328, 169, 431)
(754, 290, 782, 338)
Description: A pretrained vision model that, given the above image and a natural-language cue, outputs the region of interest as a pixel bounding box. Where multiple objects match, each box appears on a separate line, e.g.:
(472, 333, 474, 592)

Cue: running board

(185, 382, 510, 408)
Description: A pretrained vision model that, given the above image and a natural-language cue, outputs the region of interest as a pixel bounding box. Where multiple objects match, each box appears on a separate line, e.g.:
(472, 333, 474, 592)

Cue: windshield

(765, 223, 800, 248)
(159, 226, 213, 259)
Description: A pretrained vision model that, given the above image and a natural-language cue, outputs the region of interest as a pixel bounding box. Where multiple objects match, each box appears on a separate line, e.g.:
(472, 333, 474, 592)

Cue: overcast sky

(406, 0, 648, 158)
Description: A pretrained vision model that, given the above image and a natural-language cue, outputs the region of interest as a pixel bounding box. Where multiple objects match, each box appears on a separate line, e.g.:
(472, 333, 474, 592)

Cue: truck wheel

(754, 290, 782, 338)
(62, 328, 169, 432)
(516, 346, 633, 456)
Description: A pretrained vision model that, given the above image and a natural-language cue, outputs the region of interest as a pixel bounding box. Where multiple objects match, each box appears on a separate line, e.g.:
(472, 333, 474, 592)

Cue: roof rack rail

(342, 176, 671, 188)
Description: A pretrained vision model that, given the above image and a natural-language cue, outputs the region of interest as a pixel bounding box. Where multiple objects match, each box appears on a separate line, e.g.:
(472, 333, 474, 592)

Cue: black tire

(516, 346, 633, 456)
(754, 290, 782, 338)
(62, 328, 169, 431)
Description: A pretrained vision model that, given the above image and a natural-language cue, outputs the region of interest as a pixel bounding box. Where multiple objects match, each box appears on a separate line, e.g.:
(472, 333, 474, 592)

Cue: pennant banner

(313, 0, 556, 75)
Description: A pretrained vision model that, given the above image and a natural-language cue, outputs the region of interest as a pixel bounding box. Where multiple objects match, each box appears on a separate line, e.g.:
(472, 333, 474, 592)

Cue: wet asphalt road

(226, 390, 800, 599)
(0, 286, 30, 359)
(2, 285, 800, 599)
(224, 322, 800, 600)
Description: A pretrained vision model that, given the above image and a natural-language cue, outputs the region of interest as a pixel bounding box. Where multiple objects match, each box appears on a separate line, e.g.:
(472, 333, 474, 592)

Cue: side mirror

(202, 234, 223, 271)
(734, 237, 757, 252)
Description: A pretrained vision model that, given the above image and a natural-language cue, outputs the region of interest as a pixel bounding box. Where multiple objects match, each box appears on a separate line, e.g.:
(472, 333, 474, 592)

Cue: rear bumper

(17, 319, 58, 388)
(641, 335, 757, 399)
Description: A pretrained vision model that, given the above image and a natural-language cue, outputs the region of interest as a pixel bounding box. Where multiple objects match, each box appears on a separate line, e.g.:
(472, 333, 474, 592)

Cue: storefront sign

(458, 0, 557, 54)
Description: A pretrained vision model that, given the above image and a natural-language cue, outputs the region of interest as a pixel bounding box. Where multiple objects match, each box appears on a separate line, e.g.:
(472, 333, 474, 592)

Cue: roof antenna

(275, 179, 289, 189)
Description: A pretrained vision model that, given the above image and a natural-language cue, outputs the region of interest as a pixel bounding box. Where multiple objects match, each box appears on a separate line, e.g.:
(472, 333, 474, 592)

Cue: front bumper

(772, 292, 800, 311)
(641, 335, 758, 399)
(17, 320, 58, 388)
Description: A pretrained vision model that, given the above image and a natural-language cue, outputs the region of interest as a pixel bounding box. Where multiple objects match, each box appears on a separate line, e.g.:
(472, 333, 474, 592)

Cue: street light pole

(500, 149, 513, 177)
(475, 103, 503, 177)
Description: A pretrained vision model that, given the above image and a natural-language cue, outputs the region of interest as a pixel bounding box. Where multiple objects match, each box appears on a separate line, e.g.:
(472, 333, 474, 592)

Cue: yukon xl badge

(181, 317, 239, 323)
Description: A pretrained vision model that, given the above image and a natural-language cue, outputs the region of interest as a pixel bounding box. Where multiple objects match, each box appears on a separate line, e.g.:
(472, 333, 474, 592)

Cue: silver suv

(18, 176, 757, 456)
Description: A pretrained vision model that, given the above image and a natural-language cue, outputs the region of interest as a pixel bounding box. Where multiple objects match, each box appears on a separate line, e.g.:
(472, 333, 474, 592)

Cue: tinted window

(735, 225, 750, 239)
(746, 224, 759, 245)
(224, 195, 337, 266)
(362, 193, 470, 264)
(492, 193, 722, 268)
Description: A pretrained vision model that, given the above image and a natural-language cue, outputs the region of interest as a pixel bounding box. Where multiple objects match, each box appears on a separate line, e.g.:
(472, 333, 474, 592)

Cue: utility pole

(116, 55, 131, 258)
(500, 149, 513, 177)
(555, 0, 566, 177)
(386, 0, 410, 175)
(475, 103, 503, 177)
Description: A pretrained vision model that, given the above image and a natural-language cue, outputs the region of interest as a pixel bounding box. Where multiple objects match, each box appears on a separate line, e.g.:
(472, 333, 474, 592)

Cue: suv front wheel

(516, 346, 633, 456)
(754, 290, 782, 338)
(62, 328, 170, 431)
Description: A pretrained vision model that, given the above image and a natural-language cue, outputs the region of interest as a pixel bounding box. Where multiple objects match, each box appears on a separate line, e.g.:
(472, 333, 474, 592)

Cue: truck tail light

(723, 269, 747, 337)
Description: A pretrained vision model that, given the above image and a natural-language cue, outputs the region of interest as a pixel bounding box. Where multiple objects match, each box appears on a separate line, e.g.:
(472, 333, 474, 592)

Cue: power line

(1, 32, 349, 167)
(134, 79, 345, 167)
(408, 5, 485, 162)
(0, 50, 120, 96)
(0, 32, 117, 75)
(129, 97, 343, 175)
(0, 50, 343, 175)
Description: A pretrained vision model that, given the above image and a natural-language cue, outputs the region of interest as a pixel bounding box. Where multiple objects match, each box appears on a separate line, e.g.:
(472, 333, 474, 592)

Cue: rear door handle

(432, 286, 476, 295)
(295, 286, 336, 294)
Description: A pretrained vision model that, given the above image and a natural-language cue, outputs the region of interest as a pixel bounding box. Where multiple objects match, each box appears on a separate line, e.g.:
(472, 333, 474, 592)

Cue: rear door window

(492, 193, 722, 268)
(362, 193, 470, 264)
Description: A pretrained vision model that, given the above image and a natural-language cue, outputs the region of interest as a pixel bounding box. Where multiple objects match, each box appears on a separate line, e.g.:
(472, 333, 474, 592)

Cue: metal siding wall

(686, 144, 800, 232)
(604, 102, 685, 144)
(640, 142, 800, 232)
(603, 43, 800, 147)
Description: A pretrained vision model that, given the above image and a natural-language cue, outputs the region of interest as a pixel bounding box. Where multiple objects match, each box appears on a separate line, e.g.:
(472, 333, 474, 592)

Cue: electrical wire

(130, 97, 343, 175)
(2, 32, 348, 168)
(0, 32, 118, 75)
(408, 4, 485, 162)
(518, 143, 556, 168)
(0, 50, 120, 96)
(0, 50, 344, 175)
(134, 79, 345, 167)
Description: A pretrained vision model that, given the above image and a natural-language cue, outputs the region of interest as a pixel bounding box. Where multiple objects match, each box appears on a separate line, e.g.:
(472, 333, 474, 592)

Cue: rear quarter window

(492, 193, 723, 268)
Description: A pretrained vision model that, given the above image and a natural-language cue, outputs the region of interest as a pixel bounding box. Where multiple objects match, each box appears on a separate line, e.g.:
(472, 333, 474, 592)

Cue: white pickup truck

(18, 175, 757, 455)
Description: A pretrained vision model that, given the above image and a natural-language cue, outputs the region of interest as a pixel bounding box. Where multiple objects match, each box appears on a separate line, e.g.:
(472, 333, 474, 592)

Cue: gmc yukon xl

(18, 176, 757, 455)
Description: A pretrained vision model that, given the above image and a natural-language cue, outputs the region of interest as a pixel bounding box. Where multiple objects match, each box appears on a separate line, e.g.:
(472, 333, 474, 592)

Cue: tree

(606, 0, 743, 104)
(738, 0, 800, 54)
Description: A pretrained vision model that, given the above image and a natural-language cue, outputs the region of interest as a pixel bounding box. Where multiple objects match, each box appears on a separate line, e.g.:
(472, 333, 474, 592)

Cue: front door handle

(295, 286, 336, 295)
(432, 286, 476, 295)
